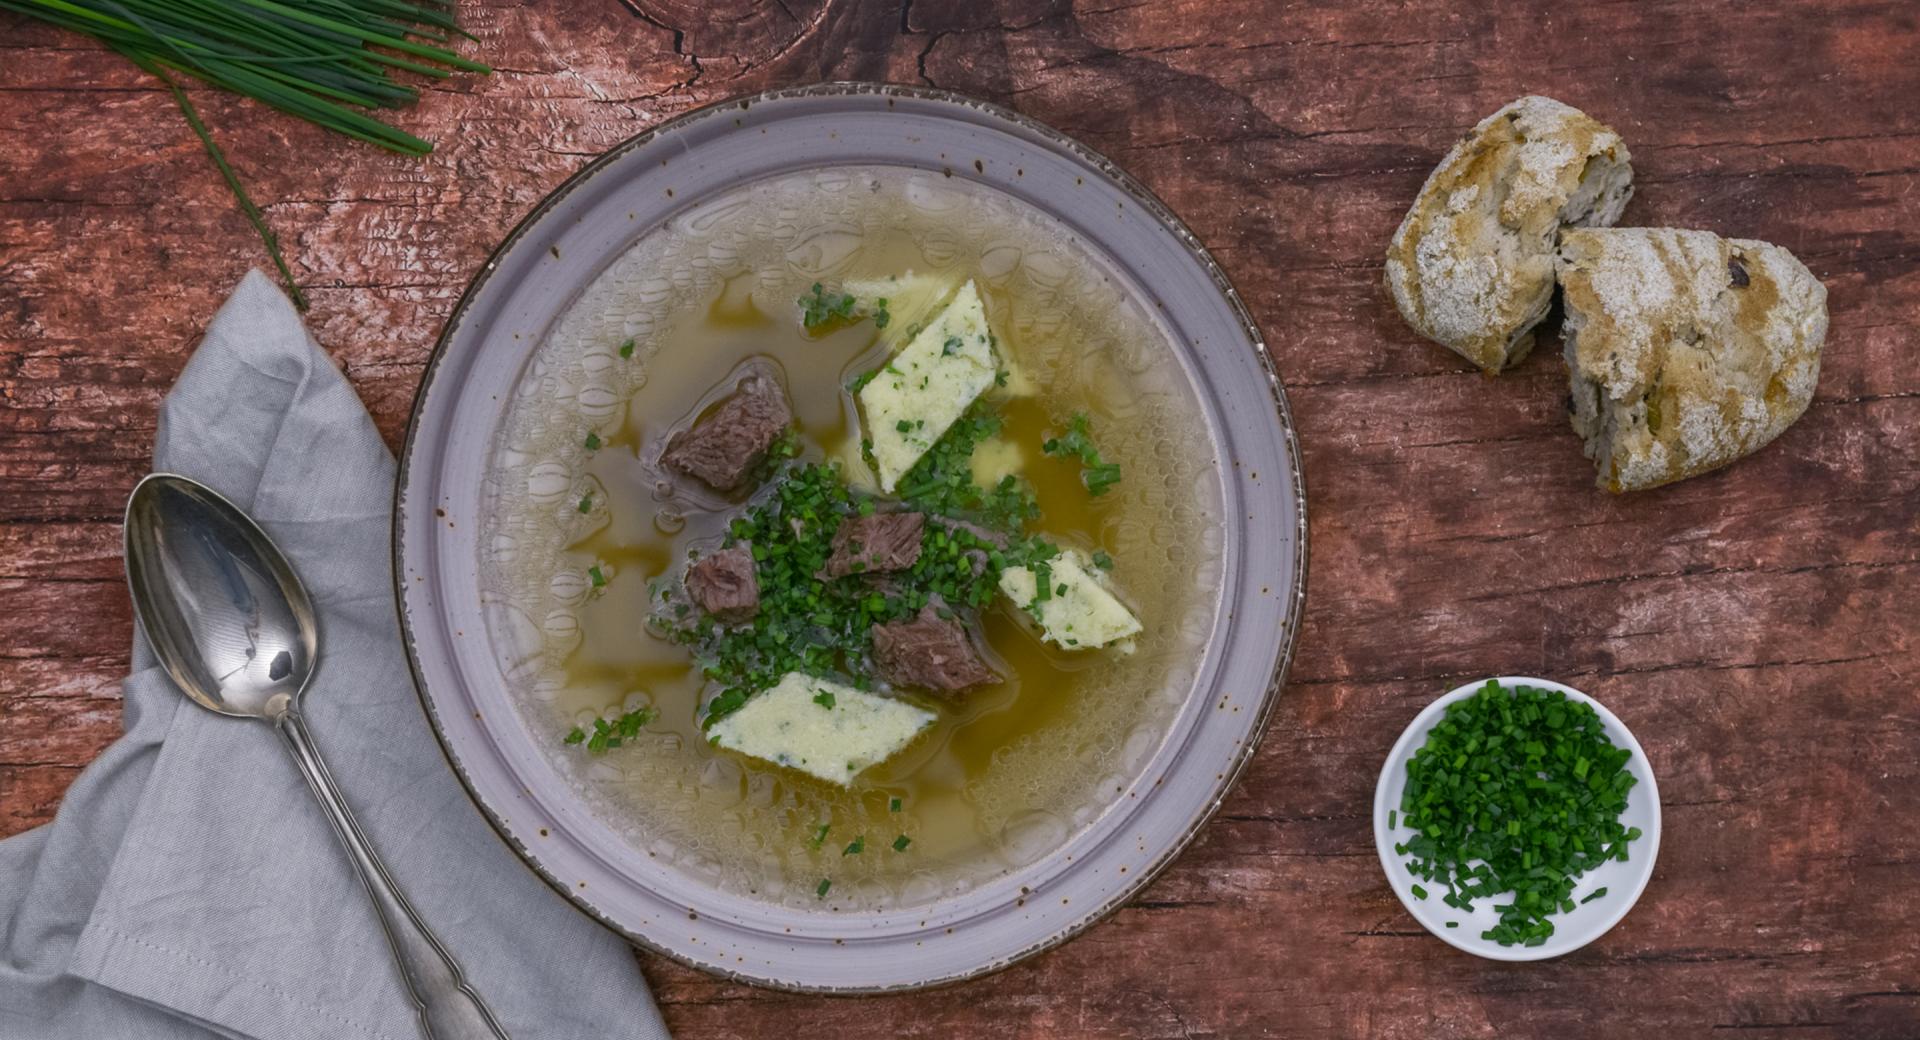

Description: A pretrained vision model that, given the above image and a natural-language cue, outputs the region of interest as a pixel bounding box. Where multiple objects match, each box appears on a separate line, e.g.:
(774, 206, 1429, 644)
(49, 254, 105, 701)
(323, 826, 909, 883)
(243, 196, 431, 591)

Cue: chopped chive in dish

(1395, 679, 1643, 947)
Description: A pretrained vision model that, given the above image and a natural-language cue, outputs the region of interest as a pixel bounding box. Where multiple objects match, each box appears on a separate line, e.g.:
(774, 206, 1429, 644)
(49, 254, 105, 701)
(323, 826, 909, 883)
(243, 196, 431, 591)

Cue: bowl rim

(1371, 675, 1664, 962)
(391, 81, 1310, 993)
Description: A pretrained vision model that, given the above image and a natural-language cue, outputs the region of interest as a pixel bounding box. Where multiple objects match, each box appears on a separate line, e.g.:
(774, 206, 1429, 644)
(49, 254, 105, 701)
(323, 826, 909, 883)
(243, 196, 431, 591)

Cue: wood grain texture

(3, 0, 1917, 1036)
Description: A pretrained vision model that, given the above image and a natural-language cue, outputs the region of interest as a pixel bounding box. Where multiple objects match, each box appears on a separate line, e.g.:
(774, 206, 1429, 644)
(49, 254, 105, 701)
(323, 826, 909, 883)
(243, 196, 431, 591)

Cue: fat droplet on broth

(480, 166, 1222, 911)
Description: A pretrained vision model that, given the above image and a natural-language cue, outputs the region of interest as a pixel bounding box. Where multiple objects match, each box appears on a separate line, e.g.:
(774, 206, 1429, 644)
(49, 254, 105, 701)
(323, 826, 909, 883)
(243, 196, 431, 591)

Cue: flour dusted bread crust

(1385, 96, 1633, 373)
(1557, 227, 1827, 492)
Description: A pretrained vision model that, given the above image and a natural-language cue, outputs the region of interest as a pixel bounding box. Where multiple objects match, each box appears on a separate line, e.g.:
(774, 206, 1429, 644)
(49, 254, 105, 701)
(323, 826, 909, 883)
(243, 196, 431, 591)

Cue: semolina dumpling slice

(858, 280, 998, 492)
(998, 549, 1141, 651)
(707, 673, 934, 786)
(1384, 95, 1633, 373)
(1557, 227, 1826, 492)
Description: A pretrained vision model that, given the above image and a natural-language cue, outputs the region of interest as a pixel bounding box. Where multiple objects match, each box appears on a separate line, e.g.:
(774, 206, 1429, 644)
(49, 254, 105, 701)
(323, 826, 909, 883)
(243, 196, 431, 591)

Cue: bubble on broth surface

(525, 462, 572, 505)
(575, 382, 621, 425)
(487, 532, 519, 565)
(549, 568, 589, 606)
(484, 598, 545, 683)
(997, 810, 1069, 868)
(978, 244, 1022, 280)
(478, 167, 1223, 911)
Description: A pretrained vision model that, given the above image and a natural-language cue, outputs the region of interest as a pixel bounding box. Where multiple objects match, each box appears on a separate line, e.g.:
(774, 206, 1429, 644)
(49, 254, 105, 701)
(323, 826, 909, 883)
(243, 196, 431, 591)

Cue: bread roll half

(1386, 96, 1633, 373)
(1558, 227, 1827, 492)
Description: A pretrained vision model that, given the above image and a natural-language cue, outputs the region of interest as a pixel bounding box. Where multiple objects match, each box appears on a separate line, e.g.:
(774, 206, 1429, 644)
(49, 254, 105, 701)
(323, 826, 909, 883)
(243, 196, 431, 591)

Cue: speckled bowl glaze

(395, 83, 1306, 992)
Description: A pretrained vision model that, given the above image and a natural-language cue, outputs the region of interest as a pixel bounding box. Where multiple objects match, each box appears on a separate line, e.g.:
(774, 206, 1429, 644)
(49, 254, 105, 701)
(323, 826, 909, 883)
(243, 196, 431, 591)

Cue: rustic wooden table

(4, 1, 1917, 1036)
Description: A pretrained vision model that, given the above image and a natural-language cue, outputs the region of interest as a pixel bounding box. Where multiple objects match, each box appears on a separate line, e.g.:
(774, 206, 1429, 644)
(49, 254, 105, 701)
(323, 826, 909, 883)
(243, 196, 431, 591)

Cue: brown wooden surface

(3, 1, 1918, 1036)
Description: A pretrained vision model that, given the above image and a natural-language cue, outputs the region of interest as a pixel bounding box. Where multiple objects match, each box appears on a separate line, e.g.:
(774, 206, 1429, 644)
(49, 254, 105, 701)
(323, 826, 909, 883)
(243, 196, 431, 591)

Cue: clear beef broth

(490, 170, 1222, 907)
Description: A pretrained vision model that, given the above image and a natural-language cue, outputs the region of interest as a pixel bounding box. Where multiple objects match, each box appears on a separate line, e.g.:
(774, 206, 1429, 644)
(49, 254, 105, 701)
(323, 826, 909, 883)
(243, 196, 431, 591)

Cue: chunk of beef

(661, 373, 792, 491)
(686, 545, 759, 623)
(825, 511, 925, 578)
(871, 606, 1000, 693)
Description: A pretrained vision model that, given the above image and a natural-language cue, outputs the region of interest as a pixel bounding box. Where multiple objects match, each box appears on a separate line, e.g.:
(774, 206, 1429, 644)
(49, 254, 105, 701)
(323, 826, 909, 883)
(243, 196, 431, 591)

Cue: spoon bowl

(124, 474, 316, 720)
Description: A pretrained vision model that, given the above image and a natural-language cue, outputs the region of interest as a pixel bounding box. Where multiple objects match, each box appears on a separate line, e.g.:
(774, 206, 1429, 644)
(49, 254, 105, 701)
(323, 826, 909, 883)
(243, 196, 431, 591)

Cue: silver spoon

(124, 473, 510, 1040)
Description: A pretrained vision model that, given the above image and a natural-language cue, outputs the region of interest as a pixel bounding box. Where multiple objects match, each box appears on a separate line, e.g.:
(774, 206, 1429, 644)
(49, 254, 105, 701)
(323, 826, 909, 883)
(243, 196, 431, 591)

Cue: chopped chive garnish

(588, 565, 607, 588)
(577, 495, 592, 514)
(891, 834, 911, 852)
(618, 339, 635, 359)
(1580, 887, 1609, 905)
(889, 797, 902, 813)
(584, 431, 602, 451)
(1041, 413, 1122, 496)
(564, 706, 656, 753)
(815, 878, 831, 899)
(842, 836, 865, 856)
(6, 0, 490, 309)
(1410, 884, 1428, 900)
(813, 690, 836, 709)
(808, 823, 830, 850)
(799, 283, 859, 331)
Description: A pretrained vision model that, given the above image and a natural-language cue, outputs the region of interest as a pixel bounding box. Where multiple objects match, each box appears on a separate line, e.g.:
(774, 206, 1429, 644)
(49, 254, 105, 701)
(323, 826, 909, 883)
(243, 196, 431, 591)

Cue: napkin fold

(0, 271, 672, 1040)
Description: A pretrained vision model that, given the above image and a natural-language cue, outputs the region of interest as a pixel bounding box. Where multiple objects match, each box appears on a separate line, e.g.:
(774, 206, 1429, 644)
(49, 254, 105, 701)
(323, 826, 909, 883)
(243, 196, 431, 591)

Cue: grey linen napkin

(0, 271, 672, 1040)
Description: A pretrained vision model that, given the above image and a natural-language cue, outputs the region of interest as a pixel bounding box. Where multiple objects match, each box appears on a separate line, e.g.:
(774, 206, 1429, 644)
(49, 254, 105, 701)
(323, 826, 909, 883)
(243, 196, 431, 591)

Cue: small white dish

(1373, 676, 1661, 961)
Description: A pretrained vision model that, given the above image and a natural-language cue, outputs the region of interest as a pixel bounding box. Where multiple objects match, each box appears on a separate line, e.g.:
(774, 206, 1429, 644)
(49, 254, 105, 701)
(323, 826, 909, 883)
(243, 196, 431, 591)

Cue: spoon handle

(276, 708, 512, 1040)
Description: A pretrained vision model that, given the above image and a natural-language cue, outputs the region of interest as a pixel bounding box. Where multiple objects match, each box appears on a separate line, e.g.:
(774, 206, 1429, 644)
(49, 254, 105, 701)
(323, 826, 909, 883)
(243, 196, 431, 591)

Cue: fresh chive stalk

(2, 0, 490, 306)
